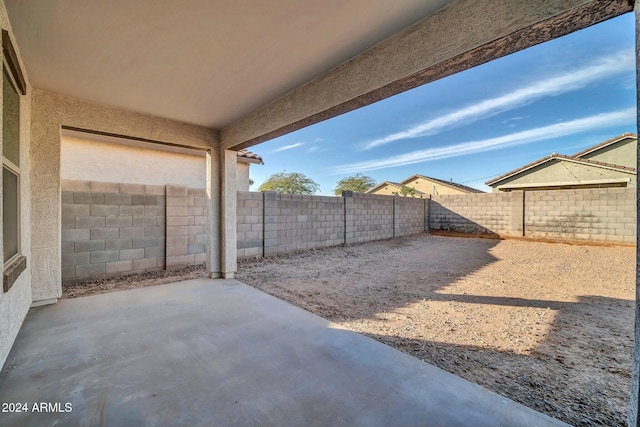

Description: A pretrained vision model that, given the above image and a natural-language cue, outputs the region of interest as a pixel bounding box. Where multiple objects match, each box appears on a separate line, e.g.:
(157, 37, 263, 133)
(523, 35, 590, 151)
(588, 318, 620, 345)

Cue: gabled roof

(366, 181, 403, 193)
(486, 152, 637, 186)
(571, 132, 637, 158)
(236, 149, 263, 165)
(402, 174, 483, 193)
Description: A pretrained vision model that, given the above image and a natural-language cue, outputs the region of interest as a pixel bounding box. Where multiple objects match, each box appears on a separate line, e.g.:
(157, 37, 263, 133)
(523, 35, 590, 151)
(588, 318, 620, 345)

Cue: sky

(249, 13, 637, 195)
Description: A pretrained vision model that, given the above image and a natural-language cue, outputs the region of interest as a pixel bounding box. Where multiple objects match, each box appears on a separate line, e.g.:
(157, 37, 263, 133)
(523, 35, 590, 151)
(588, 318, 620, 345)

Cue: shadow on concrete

(0, 278, 566, 427)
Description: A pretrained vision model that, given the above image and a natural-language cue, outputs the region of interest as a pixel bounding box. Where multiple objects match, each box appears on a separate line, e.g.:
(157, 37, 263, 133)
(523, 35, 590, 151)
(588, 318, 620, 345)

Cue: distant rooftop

(237, 149, 263, 164)
(486, 132, 637, 186)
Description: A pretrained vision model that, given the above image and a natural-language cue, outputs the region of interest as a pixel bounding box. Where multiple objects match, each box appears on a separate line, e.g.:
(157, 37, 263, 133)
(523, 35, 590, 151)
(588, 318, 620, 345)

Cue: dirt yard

(63, 234, 635, 426)
(235, 235, 635, 427)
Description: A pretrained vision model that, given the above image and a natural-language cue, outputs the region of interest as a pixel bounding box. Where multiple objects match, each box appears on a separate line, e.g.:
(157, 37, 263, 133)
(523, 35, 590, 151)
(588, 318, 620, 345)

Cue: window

(2, 29, 26, 292)
(3, 66, 20, 264)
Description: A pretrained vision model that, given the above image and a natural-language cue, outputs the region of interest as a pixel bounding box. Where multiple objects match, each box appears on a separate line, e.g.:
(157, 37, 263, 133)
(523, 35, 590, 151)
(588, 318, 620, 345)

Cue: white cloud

(332, 107, 636, 174)
(362, 51, 635, 150)
(273, 142, 305, 152)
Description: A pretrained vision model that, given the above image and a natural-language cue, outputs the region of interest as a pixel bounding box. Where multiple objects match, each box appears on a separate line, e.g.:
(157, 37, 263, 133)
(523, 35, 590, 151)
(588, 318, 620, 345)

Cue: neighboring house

(236, 149, 264, 191)
(61, 131, 263, 191)
(486, 133, 637, 192)
(365, 181, 427, 197)
(367, 175, 482, 197)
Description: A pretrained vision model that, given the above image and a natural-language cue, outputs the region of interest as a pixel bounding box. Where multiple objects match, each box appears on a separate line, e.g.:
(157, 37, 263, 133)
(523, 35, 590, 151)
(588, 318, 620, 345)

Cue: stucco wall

(405, 177, 470, 196)
(491, 159, 636, 192)
(61, 135, 254, 191)
(369, 184, 402, 196)
(0, 0, 33, 370)
(236, 162, 251, 192)
(580, 137, 637, 169)
(61, 136, 206, 188)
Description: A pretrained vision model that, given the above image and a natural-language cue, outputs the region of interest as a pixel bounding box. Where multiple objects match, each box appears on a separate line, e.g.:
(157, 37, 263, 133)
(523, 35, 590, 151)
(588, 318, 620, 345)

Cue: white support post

(220, 149, 237, 279)
(205, 149, 221, 278)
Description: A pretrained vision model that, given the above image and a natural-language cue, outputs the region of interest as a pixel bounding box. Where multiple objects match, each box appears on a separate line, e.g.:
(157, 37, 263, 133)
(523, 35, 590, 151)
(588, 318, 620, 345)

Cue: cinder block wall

(61, 180, 166, 282)
(431, 187, 635, 243)
(273, 194, 345, 254)
(165, 186, 208, 270)
(62, 180, 208, 283)
(236, 191, 264, 259)
(524, 187, 636, 243)
(345, 192, 394, 244)
(236, 191, 427, 259)
(396, 196, 426, 237)
(430, 192, 518, 236)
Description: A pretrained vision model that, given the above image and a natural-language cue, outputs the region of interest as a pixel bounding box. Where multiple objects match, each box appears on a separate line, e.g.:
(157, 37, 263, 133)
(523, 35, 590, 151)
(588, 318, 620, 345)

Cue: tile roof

(402, 174, 483, 193)
(236, 149, 263, 164)
(571, 132, 636, 158)
(367, 181, 403, 193)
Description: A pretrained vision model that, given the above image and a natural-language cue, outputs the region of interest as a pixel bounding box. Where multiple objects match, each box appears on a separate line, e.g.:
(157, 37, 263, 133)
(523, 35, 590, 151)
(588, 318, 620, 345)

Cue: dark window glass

(3, 66, 19, 167)
(3, 166, 18, 262)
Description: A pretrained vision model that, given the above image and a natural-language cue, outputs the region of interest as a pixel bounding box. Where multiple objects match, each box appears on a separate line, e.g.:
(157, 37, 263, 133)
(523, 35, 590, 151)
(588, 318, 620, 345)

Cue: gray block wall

(396, 196, 426, 237)
(236, 191, 264, 259)
(430, 192, 520, 236)
(345, 192, 394, 244)
(61, 180, 166, 283)
(165, 186, 208, 270)
(431, 187, 635, 244)
(62, 180, 208, 283)
(274, 193, 345, 254)
(64, 184, 635, 280)
(524, 187, 636, 243)
(236, 191, 428, 259)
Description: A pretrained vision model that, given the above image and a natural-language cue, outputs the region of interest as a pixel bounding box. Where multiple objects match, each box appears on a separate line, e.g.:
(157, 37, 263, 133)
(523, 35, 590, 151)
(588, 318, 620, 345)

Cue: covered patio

(0, 0, 638, 425)
(0, 278, 566, 426)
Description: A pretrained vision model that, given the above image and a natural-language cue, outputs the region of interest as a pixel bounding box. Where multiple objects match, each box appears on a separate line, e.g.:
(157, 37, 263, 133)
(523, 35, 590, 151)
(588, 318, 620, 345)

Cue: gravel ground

(235, 234, 635, 427)
(63, 234, 635, 426)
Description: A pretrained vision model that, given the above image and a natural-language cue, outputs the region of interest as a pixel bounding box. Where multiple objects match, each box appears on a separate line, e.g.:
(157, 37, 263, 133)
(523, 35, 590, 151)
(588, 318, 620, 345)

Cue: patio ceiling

(4, 0, 454, 129)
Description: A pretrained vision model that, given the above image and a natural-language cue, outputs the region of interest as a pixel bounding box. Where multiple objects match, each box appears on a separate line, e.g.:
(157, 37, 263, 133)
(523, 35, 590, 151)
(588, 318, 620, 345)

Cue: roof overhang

(5, 0, 631, 150)
(5, 0, 454, 129)
(496, 177, 633, 191)
(487, 154, 637, 187)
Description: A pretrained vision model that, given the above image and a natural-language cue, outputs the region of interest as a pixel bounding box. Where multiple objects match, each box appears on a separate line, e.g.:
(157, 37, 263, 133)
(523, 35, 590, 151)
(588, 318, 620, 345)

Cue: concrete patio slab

(0, 279, 568, 426)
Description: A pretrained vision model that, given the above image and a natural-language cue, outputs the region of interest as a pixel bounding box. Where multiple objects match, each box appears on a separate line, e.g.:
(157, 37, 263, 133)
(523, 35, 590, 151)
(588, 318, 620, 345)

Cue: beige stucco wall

(61, 136, 253, 191)
(236, 162, 251, 191)
(61, 136, 206, 188)
(405, 177, 469, 196)
(491, 159, 636, 192)
(369, 183, 402, 196)
(579, 137, 637, 169)
(30, 89, 219, 305)
(0, 0, 33, 370)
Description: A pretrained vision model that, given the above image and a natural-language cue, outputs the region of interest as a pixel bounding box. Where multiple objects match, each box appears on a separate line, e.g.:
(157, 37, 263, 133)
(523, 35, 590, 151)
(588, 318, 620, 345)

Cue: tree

(333, 174, 376, 195)
(393, 185, 417, 197)
(258, 172, 320, 194)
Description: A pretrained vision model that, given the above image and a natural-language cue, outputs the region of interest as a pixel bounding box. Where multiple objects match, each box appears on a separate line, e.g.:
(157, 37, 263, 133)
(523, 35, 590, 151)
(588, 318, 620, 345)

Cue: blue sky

(249, 13, 637, 195)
